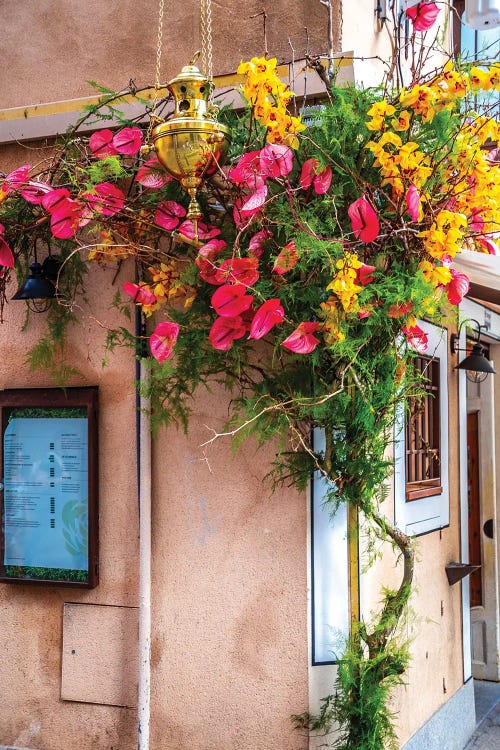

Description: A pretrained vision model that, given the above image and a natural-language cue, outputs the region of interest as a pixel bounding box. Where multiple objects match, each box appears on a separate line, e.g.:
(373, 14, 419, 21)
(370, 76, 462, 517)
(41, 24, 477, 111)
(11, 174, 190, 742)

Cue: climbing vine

(0, 4, 499, 747)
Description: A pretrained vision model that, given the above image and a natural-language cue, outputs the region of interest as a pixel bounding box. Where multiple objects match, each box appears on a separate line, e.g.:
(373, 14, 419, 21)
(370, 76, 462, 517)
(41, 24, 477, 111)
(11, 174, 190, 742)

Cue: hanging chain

(145, 0, 166, 144)
(200, 0, 214, 105)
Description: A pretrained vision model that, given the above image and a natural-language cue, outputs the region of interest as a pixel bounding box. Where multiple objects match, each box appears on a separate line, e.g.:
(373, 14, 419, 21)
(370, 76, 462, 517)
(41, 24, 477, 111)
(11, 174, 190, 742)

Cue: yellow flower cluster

(237, 56, 305, 148)
(326, 252, 362, 313)
(366, 63, 500, 132)
(418, 210, 467, 260)
(318, 296, 345, 345)
(366, 132, 431, 196)
(148, 262, 196, 310)
(87, 231, 130, 264)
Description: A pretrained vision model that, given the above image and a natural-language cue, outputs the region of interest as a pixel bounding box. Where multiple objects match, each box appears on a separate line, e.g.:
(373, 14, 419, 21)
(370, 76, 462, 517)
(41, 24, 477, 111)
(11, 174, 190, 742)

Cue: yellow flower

(390, 110, 411, 132)
(469, 66, 492, 92)
(419, 260, 452, 287)
(399, 85, 436, 123)
(366, 100, 396, 131)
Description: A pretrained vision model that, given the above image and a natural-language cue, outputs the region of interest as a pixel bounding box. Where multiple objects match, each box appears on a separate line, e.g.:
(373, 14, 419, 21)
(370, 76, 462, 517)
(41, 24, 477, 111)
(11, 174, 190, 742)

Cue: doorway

(467, 366, 500, 681)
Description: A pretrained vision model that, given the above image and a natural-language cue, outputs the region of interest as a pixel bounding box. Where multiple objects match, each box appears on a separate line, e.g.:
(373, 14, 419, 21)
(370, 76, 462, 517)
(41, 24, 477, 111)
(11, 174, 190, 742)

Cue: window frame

(0, 387, 99, 588)
(394, 321, 450, 536)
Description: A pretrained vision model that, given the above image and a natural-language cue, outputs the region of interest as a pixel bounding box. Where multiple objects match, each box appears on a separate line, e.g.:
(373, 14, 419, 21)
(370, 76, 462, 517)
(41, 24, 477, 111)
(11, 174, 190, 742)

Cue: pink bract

(406, 2, 440, 32)
(123, 282, 158, 307)
(112, 127, 143, 155)
(240, 184, 268, 218)
(259, 143, 293, 178)
(149, 321, 180, 362)
(249, 299, 285, 340)
(155, 200, 187, 231)
(177, 220, 221, 240)
(357, 262, 376, 286)
(348, 195, 380, 243)
(299, 158, 332, 194)
(209, 315, 246, 351)
(248, 229, 271, 258)
(0, 237, 14, 268)
(214, 257, 260, 287)
(4, 165, 31, 190)
(211, 284, 254, 317)
(406, 184, 421, 222)
(84, 182, 125, 217)
(273, 241, 299, 275)
(89, 130, 118, 159)
(446, 269, 470, 305)
(281, 322, 320, 354)
(21, 181, 52, 205)
(403, 324, 428, 354)
(135, 157, 172, 189)
(228, 151, 265, 190)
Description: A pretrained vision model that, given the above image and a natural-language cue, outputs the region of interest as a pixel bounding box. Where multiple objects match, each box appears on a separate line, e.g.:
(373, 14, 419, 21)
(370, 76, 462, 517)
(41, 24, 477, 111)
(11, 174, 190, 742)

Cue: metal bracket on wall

(445, 562, 481, 586)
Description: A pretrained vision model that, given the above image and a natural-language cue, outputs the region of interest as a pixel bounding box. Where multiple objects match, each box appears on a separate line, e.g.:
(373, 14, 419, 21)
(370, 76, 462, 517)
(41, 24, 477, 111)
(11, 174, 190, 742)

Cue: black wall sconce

(450, 319, 496, 383)
(12, 244, 62, 313)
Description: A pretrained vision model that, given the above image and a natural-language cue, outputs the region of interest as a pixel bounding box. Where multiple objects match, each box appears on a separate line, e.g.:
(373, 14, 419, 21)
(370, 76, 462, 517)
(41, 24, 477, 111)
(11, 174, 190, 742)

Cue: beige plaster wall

(359, 326, 464, 746)
(1, 0, 338, 109)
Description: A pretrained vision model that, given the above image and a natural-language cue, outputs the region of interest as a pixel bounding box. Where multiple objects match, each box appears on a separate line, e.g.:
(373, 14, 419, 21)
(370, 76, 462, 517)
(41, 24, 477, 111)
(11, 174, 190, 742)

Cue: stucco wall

(0, 3, 469, 750)
(1, 0, 337, 109)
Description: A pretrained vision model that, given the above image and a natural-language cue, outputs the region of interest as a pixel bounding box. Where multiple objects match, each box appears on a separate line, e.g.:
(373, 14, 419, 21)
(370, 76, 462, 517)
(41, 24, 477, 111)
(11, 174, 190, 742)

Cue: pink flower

(149, 321, 180, 362)
(469, 209, 484, 233)
(406, 2, 440, 32)
(239, 184, 268, 219)
(209, 315, 246, 351)
(214, 257, 260, 287)
(196, 239, 227, 285)
(273, 241, 299, 275)
(405, 184, 421, 222)
(50, 201, 84, 239)
(228, 151, 265, 190)
(403, 324, 428, 354)
(89, 130, 118, 159)
(135, 157, 172, 189)
(0, 236, 14, 268)
(123, 282, 157, 306)
(356, 262, 376, 286)
(42, 188, 71, 213)
(281, 322, 320, 354)
(3, 165, 31, 191)
(155, 200, 187, 231)
(478, 237, 499, 255)
(83, 182, 125, 217)
(112, 127, 143, 155)
(259, 143, 293, 178)
(42, 188, 84, 239)
(177, 219, 221, 240)
(248, 229, 271, 258)
(211, 284, 254, 317)
(348, 196, 380, 243)
(299, 158, 332, 194)
(249, 299, 285, 340)
(446, 269, 470, 305)
(21, 181, 52, 205)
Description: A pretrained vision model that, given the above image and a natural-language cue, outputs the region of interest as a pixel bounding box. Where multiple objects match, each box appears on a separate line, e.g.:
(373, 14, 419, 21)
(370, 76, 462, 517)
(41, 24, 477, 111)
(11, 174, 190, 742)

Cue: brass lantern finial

(151, 59, 232, 242)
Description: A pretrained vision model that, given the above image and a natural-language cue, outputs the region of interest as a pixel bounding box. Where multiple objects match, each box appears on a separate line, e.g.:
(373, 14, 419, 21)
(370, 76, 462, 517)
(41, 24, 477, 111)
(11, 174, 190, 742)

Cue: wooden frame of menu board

(0, 387, 98, 588)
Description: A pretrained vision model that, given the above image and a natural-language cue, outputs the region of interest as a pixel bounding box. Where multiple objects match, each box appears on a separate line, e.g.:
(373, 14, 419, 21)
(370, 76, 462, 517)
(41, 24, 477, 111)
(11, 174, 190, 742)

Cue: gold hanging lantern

(151, 57, 232, 241)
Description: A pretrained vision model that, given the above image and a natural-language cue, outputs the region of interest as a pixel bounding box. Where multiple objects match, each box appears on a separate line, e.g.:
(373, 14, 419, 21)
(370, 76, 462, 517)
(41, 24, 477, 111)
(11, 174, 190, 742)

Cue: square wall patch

(61, 602, 138, 707)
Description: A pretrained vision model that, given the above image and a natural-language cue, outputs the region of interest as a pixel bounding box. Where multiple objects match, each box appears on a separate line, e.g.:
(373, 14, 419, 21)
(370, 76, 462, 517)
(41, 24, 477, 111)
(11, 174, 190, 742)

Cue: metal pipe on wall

(136, 302, 152, 750)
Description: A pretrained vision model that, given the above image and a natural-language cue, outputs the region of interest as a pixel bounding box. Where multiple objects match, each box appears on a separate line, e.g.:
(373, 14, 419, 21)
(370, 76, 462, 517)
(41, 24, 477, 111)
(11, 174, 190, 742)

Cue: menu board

(0, 389, 98, 588)
(3, 415, 88, 572)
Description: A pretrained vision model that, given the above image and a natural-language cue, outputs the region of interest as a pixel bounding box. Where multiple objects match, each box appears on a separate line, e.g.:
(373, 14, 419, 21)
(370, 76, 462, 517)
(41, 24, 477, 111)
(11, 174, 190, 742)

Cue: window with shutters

(405, 355, 442, 501)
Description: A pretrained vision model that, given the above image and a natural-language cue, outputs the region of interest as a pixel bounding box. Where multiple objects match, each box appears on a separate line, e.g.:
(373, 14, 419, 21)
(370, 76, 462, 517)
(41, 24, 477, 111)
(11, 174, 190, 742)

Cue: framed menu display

(0, 387, 98, 588)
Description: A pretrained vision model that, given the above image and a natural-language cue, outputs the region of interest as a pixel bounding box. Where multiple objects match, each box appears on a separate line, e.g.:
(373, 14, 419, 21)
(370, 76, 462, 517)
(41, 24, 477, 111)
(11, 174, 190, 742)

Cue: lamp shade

(457, 343, 496, 375)
(12, 262, 57, 311)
